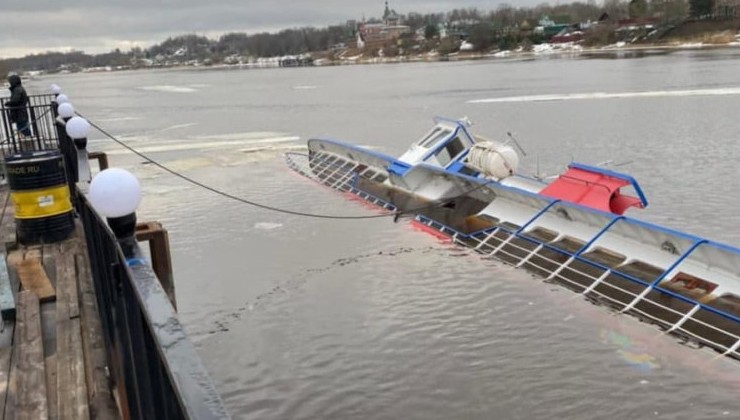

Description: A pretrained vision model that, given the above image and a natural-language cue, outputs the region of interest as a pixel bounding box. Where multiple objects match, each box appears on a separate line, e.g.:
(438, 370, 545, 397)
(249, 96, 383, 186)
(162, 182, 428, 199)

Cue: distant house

(356, 1, 410, 49)
(616, 17, 659, 31)
(715, 0, 740, 18)
(534, 15, 572, 38)
(383, 1, 401, 26)
(550, 31, 584, 44)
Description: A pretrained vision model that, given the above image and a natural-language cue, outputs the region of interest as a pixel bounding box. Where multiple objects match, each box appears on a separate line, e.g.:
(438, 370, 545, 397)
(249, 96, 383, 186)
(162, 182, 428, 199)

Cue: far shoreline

(14, 40, 740, 82)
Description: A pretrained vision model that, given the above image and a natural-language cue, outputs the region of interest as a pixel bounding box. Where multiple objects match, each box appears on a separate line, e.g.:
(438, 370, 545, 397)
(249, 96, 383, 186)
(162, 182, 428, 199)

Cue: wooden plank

(55, 243, 78, 321)
(75, 252, 119, 420)
(5, 250, 23, 270)
(16, 258, 55, 303)
(0, 255, 15, 321)
(0, 189, 16, 248)
(40, 301, 57, 420)
(23, 247, 41, 264)
(57, 237, 89, 420)
(41, 244, 59, 289)
(14, 290, 48, 420)
(56, 318, 89, 420)
(44, 354, 57, 420)
(0, 345, 12, 419)
(3, 322, 19, 420)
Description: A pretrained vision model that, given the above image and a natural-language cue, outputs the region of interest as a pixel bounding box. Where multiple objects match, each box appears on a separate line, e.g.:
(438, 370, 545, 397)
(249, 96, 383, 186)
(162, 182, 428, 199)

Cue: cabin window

(664, 272, 718, 296)
(418, 128, 451, 148)
(550, 236, 585, 253)
(465, 214, 500, 233)
(704, 293, 740, 316)
(581, 247, 626, 268)
(496, 221, 521, 232)
(522, 227, 559, 243)
(615, 260, 664, 283)
(435, 137, 466, 167)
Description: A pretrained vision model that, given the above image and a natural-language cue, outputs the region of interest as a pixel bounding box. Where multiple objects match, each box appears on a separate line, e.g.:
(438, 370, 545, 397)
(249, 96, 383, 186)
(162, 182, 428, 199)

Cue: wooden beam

(0, 190, 16, 248)
(16, 258, 55, 303)
(55, 241, 78, 321)
(3, 323, 18, 420)
(56, 241, 89, 420)
(44, 354, 57, 420)
(75, 252, 119, 420)
(0, 344, 13, 419)
(56, 318, 89, 420)
(0, 254, 15, 321)
(13, 291, 49, 420)
(135, 222, 176, 310)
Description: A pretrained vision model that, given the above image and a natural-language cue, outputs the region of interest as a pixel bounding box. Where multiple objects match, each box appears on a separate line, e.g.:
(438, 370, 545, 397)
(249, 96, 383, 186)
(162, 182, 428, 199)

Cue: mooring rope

(78, 113, 496, 220)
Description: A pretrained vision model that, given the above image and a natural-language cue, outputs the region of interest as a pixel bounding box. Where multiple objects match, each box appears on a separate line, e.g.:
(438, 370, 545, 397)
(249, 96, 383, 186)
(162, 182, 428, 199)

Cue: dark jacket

(5, 75, 29, 123)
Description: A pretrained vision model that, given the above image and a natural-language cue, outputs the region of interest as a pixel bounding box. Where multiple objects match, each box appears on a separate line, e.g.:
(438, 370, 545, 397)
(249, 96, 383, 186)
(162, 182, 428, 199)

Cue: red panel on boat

(540, 167, 642, 215)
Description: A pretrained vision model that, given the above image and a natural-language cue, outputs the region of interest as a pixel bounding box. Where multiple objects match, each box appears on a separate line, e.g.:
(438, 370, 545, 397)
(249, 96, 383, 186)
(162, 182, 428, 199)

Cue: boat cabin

(397, 117, 476, 171)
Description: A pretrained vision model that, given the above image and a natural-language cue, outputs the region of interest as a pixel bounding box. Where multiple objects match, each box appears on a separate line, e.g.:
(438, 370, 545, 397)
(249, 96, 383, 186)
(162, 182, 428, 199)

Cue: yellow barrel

(5, 151, 74, 244)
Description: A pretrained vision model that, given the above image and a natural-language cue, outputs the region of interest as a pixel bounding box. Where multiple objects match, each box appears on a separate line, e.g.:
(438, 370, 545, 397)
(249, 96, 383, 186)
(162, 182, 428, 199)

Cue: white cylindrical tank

(466, 141, 520, 179)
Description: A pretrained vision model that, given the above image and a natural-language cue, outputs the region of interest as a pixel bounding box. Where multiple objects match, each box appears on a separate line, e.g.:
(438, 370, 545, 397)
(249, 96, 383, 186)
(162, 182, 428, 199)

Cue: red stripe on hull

(409, 220, 453, 243)
(343, 191, 390, 212)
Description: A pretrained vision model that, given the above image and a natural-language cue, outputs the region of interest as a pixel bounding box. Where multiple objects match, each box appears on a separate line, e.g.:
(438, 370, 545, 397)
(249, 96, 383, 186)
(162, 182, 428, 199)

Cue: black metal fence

(1, 92, 230, 419)
(0, 94, 60, 155)
(78, 191, 230, 420)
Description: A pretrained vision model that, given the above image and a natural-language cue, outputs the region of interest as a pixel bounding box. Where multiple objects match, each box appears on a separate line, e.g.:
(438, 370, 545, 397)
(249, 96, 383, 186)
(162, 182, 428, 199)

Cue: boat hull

(286, 138, 740, 361)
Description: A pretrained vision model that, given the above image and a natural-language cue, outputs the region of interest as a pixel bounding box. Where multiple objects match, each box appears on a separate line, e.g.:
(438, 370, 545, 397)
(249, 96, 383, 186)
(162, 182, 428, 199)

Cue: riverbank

(195, 36, 740, 71)
(8, 28, 740, 78)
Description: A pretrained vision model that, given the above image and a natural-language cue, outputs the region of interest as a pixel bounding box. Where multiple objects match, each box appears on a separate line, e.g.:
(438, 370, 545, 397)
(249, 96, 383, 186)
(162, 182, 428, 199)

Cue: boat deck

(0, 187, 120, 420)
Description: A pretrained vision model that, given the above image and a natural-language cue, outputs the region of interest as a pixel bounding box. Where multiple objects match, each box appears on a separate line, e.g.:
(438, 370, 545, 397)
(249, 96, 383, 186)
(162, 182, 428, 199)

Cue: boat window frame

(417, 126, 452, 148)
(437, 135, 468, 167)
(421, 124, 476, 166)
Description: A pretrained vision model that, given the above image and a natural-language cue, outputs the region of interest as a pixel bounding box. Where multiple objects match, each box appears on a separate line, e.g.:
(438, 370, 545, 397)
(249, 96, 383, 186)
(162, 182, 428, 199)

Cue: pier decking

(0, 92, 230, 419)
(0, 187, 119, 420)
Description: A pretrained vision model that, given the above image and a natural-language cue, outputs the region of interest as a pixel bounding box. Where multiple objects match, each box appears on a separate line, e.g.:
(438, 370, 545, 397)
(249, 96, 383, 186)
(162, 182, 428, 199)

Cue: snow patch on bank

(469, 87, 740, 103)
(139, 85, 197, 93)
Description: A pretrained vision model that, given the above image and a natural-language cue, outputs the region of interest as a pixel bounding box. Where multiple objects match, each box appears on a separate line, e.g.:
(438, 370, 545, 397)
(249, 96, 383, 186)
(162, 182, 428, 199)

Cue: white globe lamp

(57, 102, 75, 119)
(65, 116, 91, 152)
(65, 116, 90, 140)
(65, 116, 93, 183)
(56, 94, 69, 104)
(90, 168, 142, 257)
(90, 168, 142, 218)
(50, 84, 62, 95)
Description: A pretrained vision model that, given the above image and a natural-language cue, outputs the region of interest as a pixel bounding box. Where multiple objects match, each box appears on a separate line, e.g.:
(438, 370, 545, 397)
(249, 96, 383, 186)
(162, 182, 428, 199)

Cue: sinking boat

(285, 117, 740, 360)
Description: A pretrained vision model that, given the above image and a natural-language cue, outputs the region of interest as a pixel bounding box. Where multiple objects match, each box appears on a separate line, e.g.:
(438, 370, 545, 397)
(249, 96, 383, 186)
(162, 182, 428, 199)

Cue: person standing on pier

(5, 74, 31, 138)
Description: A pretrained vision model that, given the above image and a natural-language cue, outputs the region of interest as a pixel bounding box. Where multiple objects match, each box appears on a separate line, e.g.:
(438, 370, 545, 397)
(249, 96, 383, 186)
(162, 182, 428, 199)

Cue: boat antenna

(459, 116, 473, 127)
(506, 132, 527, 157)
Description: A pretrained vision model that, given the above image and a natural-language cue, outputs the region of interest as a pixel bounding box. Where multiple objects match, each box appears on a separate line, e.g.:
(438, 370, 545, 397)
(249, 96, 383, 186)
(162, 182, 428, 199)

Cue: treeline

(1, 50, 132, 74)
(0, 0, 707, 75)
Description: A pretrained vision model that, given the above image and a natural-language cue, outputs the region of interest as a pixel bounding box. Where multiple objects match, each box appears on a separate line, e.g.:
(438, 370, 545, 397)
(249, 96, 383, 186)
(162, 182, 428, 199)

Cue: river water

(29, 49, 740, 419)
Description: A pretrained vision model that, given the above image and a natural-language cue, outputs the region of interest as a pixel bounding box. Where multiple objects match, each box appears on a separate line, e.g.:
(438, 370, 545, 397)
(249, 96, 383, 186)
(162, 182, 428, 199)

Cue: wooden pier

(0, 92, 230, 420)
(0, 187, 120, 420)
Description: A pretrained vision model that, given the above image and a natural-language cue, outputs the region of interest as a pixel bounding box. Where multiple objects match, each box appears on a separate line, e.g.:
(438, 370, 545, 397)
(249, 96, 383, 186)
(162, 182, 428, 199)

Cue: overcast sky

(0, 1, 541, 58)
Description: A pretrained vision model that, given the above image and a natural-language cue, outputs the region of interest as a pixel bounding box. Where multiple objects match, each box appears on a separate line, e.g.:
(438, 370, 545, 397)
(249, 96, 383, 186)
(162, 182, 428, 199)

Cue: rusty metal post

(135, 222, 176, 310)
